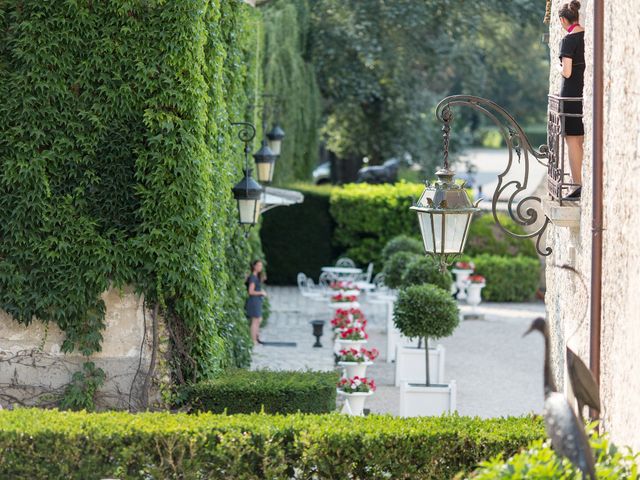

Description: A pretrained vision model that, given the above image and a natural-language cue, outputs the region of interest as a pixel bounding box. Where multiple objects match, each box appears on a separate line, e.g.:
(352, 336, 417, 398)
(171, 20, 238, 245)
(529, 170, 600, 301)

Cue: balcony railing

(547, 95, 583, 204)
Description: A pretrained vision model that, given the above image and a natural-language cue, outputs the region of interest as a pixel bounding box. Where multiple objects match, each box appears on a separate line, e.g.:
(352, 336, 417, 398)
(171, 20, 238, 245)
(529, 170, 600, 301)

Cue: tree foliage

(309, 0, 549, 172)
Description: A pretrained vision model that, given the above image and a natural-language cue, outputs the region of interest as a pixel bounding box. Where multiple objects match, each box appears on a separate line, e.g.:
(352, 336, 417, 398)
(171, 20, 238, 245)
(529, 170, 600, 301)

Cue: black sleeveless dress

(245, 274, 263, 318)
(559, 31, 585, 136)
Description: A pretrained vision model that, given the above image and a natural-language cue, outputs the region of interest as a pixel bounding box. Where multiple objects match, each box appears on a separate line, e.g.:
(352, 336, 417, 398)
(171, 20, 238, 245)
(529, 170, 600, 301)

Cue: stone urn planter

(394, 344, 445, 387)
(452, 266, 474, 300)
(333, 338, 367, 356)
(338, 390, 373, 416)
(465, 275, 486, 319)
(399, 381, 457, 417)
(338, 361, 372, 379)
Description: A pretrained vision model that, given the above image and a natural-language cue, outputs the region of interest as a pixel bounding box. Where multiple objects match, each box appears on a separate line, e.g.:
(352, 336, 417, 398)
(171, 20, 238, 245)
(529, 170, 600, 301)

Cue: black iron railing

(547, 95, 583, 203)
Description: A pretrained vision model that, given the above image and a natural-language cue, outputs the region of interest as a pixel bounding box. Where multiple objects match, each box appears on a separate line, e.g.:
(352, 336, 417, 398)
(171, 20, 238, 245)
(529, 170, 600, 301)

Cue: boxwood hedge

(0, 409, 545, 479)
(472, 254, 541, 302)
(180, 369, 339, 414)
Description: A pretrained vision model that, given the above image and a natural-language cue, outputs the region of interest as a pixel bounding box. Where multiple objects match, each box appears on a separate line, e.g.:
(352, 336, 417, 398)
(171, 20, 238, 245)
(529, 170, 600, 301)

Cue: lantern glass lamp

(253, 140, 277, 183)
(232, 169, 263, 226)
(266, 124, 285, 156)
(410, 168, 480, 268)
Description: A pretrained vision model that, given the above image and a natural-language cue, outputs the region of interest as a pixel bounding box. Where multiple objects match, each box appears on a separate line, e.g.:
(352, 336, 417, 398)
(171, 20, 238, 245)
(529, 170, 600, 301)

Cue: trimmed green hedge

(472, 254, 541, 302)
(0, 409, 545, 479)
(181, 370, 339, 414)
(330, 182, 424, 266)
(466, 213, 538, 259)
(261, 183, 337, 284)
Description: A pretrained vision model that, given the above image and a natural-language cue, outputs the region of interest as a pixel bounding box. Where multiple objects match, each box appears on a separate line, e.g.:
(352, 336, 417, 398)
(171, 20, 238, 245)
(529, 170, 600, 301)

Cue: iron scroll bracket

(435, 95, 552, 257)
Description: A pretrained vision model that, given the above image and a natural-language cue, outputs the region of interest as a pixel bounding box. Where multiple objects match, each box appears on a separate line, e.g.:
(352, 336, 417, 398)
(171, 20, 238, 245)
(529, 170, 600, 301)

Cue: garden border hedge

(0, 409, 545, 479)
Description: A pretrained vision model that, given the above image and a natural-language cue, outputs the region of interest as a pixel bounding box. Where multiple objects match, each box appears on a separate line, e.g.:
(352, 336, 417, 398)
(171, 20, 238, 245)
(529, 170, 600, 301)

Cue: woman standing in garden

(246, 260, 267, 346)
(558, 1, 585, 200)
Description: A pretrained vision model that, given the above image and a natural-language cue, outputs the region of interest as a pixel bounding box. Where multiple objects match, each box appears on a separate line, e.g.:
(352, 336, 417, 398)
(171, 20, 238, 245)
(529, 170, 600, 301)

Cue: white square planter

(394, 345, 445, 387)
(399, 381, 457, 417)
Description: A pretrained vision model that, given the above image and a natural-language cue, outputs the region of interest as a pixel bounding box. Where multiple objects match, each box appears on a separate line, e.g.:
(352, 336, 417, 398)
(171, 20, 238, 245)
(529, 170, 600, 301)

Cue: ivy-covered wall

(0, 0, 261, 386)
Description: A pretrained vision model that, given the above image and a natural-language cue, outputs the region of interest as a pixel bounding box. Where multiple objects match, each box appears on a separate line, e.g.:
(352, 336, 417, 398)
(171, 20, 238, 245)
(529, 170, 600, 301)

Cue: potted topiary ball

(381, 235, 423, 262)
(393, 284, 460, 416)
(382, 251, 420, 290)
(400, 256, 453, 292)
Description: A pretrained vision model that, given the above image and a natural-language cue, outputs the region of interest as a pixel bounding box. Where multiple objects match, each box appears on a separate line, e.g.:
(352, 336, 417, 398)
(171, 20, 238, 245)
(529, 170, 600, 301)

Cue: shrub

(471, 431, 639, 479)
(472, 254, 541, 302)
(383, 251, 421, 289)
(180, 370, 339, 414)
(260, 183, 337, 284)
(394, 284, 459, 385)
(465, 213, 538, 259)
(381, 235, 424, 262)
(401, 256, 453, 291)
(0, 409, 545, 479)
(330, 182, 424, 265)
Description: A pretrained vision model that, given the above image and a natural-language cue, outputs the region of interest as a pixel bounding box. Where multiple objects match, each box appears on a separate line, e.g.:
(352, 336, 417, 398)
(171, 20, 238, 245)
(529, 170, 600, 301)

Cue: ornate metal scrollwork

(435, 95, 552, 257)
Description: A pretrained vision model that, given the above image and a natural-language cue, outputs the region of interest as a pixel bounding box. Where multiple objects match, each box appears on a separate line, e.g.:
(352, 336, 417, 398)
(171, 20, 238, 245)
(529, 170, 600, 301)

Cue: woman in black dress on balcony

(246, 259, 267, 346)
(559, 1, 585, 199)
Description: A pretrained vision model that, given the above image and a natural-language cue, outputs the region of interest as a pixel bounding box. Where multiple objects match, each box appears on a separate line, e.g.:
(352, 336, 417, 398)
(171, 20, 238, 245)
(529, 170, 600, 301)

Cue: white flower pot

(338, 361, 372, 378)
(330, 301, 359, 310)
(452, 268, 474, 300)
(394, 345, 445, 387)
(337, 390, 373, 416)
(466, 283, 485, 307)
(399, 381, 456, 417)
(334, 338, 368, 355)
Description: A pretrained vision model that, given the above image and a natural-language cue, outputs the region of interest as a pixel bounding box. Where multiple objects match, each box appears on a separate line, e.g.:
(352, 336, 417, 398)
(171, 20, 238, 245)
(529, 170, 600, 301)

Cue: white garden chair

(354, 262, 375, 291)
(297, 273, 323, 300)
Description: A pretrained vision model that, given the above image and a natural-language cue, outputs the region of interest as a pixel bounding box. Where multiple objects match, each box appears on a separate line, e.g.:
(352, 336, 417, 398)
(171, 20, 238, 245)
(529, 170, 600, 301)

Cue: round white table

(321, 266, 362, 275)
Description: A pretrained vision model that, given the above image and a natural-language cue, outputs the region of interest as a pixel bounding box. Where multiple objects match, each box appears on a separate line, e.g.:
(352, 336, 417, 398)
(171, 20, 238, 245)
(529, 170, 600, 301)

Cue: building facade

(545, 0, 640, 451)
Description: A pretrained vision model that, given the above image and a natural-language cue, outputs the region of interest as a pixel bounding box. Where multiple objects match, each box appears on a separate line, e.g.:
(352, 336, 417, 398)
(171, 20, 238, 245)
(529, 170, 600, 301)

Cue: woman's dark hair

(559, 1, 580, 24)
(247, 259, 266, 283)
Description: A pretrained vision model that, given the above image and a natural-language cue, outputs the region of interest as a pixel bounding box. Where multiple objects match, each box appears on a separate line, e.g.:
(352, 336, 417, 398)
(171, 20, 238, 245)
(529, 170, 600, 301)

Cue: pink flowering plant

(337, 347, 379, 363)
(331, 293, 358, 303)
(337, 376, 376, 393)
(339, 327, 368, 341)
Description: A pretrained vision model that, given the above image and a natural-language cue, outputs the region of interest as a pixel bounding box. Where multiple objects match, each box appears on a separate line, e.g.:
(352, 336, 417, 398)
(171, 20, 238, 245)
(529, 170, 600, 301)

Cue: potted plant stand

(399, 381, 456, 417)
(331, 301, 359, 310)
(338, 361, 372, 379)
(338, 390, 373, 416)
(394, 344, 445, 387)
(334, 338, 367, 355)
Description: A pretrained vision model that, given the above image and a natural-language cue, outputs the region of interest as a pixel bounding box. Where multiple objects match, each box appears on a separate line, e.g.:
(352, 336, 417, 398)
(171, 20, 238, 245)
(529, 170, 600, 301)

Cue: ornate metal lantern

(266, 124, 285, 156)
(253, 140, 277, 183)
(231, 122, 263, 227)
(232, 169, 263, 226)
(411, 168, 479, 268)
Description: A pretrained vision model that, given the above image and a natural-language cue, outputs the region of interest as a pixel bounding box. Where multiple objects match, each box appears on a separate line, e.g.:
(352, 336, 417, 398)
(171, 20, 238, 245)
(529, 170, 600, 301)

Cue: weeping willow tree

(261, 0, 321, 184)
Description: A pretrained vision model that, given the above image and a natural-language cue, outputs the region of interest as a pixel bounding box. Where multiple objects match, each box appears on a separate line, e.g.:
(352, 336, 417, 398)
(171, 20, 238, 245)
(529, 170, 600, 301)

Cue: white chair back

(335, 257, 356, 268)
(364, 262, 374, 283)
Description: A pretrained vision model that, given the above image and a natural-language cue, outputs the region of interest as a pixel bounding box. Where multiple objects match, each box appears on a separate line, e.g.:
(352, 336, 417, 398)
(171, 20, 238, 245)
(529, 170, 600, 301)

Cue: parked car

(312, 161, 331, 185)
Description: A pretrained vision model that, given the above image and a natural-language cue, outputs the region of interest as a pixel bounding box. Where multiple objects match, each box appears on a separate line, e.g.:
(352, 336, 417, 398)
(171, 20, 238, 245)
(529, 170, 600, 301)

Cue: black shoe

(564, 187, 581, 200)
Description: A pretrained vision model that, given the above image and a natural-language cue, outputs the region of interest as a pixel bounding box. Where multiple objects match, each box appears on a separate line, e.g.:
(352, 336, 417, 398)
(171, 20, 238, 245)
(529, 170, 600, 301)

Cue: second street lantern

(232, 169, 263, 226)
(253, 140, 277, 183)
(410, 167, 480, 269)
(266, 124, 285, 156)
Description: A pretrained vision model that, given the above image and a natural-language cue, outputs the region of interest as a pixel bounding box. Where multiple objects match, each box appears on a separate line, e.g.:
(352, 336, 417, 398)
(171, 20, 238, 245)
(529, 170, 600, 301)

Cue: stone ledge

(543, 198, 581, 229)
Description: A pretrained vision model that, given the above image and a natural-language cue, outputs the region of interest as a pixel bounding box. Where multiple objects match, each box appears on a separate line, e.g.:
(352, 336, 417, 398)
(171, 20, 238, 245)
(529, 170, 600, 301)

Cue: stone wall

(0, 287, 161, 410)
(546, 0, 640, 452)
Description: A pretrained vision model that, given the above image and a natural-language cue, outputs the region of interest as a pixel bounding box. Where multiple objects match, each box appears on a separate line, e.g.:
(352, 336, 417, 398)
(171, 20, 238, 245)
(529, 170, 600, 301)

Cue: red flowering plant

(454, 261, 475, 270)
(330, 281, 359, 291)
(337, 347, 379, 363)
(339, 327, 368, 341)
(331, 309, 367, 331)
(469, 274, 486, 284)
(337, 376, 376, 393)
(331, 293, 358, 303)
